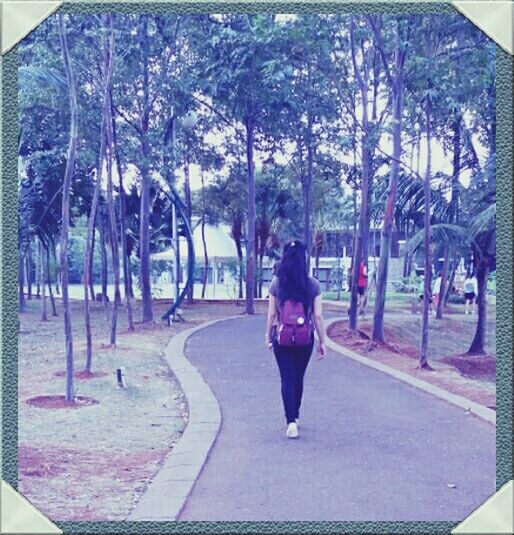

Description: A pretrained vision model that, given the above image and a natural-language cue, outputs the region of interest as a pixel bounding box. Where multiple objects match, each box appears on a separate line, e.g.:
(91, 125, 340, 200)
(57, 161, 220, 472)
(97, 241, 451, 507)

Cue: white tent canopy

(152, 223, 239, 262)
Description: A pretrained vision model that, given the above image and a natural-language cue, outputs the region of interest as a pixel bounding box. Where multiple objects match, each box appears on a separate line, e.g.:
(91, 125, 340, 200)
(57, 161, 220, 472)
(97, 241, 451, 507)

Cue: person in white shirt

(417, 275, 434, 314)
(463, 272, 478, 315)
(432, 272, 442, 308)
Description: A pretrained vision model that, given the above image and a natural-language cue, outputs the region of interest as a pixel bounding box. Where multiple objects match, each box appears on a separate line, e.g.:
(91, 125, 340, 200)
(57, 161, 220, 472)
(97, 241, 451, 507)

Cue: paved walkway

(179, 315, 495, 521)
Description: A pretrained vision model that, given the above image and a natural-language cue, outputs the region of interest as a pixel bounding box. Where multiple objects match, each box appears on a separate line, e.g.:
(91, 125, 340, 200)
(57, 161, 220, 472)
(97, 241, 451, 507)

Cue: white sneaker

(286, 422, 299, 439)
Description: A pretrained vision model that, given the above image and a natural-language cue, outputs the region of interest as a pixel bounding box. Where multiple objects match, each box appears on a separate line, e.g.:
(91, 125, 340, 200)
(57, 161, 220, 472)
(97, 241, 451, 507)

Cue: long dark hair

(276, 240, 313, 312)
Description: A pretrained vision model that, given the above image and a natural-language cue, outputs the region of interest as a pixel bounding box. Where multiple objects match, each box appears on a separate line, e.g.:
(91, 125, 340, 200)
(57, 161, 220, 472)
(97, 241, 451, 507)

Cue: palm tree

(467, 203, 495, 355)
(403, 204, 495, 358)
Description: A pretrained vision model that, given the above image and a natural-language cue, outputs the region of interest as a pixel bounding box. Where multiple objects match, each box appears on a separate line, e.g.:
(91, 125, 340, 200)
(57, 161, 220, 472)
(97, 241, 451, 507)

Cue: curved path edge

(325, 317, 496, 426)
(128, 316, 238, 521)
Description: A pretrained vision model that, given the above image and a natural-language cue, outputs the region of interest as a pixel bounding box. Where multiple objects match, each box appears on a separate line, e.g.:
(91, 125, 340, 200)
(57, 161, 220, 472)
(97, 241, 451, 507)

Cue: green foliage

(18, 13, 495, 304)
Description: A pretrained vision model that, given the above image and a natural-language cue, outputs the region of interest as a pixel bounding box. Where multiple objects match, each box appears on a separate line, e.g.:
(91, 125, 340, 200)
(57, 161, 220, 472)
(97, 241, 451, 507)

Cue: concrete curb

(325, 317, 496, 426)
(128, 316, 239, 521)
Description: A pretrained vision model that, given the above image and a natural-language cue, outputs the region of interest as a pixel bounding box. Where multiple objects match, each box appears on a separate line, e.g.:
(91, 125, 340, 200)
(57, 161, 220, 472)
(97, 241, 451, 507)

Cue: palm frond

(19, 66, 67, 92)
(402, 223, 471, 257)
(469, 203, 496, 237)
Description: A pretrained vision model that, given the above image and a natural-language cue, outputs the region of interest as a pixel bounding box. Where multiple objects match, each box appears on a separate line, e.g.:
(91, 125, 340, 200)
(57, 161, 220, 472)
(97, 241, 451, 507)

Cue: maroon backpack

(277, 299, 313, 347)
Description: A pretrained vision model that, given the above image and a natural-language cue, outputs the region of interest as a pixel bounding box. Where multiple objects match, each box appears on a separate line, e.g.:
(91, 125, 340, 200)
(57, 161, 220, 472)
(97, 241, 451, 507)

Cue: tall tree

(57, 14, 78, 402)
(347, 16, 373, 331)
(110, 89, 134, 330)
(102, 14, 122, 345)
(46, 245, 57, 316)
(371, 15, 410, 343)
(194, 15, 291, 314)
(39, 239, 48, 321)
(419, 17, 436, 369)
(138, 17, 154, 322)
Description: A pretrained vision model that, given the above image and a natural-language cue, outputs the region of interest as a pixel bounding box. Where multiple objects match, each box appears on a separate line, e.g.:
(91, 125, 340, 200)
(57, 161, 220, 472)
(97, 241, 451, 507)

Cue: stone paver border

(325, 317, 496, 426)
(128, 316, 239, 521)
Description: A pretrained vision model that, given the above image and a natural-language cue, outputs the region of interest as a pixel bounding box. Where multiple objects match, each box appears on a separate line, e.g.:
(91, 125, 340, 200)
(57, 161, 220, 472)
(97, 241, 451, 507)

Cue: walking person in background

(463, 271, 478, 315)
(357, 261, 368, 313)
(433, 272, 443, 308)
(265, 240, 326, 439)
(418, 274, 434, 314)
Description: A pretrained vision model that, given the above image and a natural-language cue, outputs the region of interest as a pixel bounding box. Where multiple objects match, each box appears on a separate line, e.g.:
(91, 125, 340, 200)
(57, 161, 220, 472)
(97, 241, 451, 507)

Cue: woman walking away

(463, 271, 478, 315)
(265, 240, 326, 439)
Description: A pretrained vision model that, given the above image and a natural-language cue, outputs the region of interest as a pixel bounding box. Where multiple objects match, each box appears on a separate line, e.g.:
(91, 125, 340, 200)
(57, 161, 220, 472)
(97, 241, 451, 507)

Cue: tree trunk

(53, 243, 60, 295)
(236, 248, 244, 299)
(468, 254, 488, 354)
(138, 17, 153, 323)
(84, 64, 108, 373)
(201, 217, 208, 299)
(372, 23, 405, 343)
(258, 225, 267, 298)
(303, 147, 313, 271)
(47, 247, 57, 316)
(436, 244, 450, 319)
(58, 14, 78, 402)
(139, 139, 153, 322)
(199, 169, 209, 300)
(26, 244, 32, 300)
(349, 151, 370, 327)
(231, 214, 244, 299)
(444, 251, 460, 306)
(258, 251, 265, 298)
(110, 90, 134, 330)
(127, 251, 134, 297)
(39, 240, 47, 322)
(438, 114, 462, 317)
(83, 182, 101, 372)
(245, 114, 256, 315)
(419, 98, 432, 369)
(89, 225, 96, 301)
(35, 242, 40, 299)
(349, 18, 371, 331)
(336, 233, 342, 301)
(103, 17, 121, 346)
(19, 249, 25, 311)
(253, 233, 259, 299)
(314, 231, 322, 279)
(98, 205, 109, 318)
(184, 138, 194, 305)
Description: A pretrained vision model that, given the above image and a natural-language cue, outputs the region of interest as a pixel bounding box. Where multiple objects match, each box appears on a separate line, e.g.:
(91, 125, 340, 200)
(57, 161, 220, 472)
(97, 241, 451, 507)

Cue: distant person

(433, 272, 442, 307)
(418, 275, 433, 314)
(463, 272, 478, 315)
(357, 261, 368, 310)
(265, 240, 326, 439)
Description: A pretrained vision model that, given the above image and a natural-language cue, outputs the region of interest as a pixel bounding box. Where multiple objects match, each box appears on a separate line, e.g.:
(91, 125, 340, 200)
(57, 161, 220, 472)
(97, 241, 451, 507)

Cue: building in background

(152, 223, 414, 299)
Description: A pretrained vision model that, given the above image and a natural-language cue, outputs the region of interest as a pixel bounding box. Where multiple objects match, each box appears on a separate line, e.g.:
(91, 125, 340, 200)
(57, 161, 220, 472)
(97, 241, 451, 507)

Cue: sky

(112, 121, 483, 204)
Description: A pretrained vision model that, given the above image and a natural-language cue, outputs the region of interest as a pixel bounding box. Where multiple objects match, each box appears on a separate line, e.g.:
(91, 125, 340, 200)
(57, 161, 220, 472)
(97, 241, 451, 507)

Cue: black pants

(273, 337, 314, 424)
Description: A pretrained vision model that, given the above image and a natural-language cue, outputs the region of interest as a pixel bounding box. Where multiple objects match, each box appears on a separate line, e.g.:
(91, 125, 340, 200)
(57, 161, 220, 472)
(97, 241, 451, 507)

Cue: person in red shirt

(357, 261, 368, 310)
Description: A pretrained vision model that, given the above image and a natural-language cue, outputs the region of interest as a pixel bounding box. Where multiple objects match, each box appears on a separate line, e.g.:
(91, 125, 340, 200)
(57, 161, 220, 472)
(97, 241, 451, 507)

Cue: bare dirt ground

(327, 304, 496, 410)
(18, 296, 265, 521)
